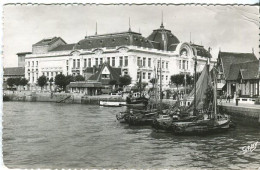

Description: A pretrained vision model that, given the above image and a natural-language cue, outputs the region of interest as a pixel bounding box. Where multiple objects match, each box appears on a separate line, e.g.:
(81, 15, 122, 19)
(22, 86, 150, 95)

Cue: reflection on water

(3, 102, 260, 169)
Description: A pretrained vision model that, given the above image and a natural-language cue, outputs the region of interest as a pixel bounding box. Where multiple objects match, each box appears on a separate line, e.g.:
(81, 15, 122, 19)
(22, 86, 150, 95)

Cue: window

(162, 75, 164, 80)
(112, 57, 115, 66)
(124, 56, 128, 66)
(36, 73, 38, 79)
(32, 76, 34, 82)
(28, 61, 30, 67)
(66, 60, 69, 65)
(77, 59, 80, 68)
(28, 73, 30, 81)
(166, 75, 168, 81)
(51, 72, 53, 77)
(157, 61, 160, 68)
(162, 61, 164, 68)
(186, 61, 188, 70)
(84, 59, 87, 67)
(143, 72, 146, 79)
(73, 59, 76, 68)
(102, 74, 110, 79)
(95, 58, 98, 66)
(124, 72, 128, 75)
(148, 73, 151, 79)
(182, 60, 185, 70)
(88, 58, 91, 67)
(119, 57, 123, 66)
(148, 58, 151, 67)
(36, 61, 38, 66)
(137, 72, 140, 79)
(47, 72, 49, 77)
(143, 57, 146, 67)
(137, 57, 141, 67)
(100, 58, 103, 65)
(107, 57, 110, 65)
(166, 62, 168, 69)
(179, 60, 182, 69)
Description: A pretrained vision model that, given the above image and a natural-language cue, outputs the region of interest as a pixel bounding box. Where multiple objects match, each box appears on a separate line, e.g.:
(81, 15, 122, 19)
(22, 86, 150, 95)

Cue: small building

(217, 51, 259, 99)
(68, 81, 102, 95)
(68, 62, 121, 95)
(3, 67, 25, 90)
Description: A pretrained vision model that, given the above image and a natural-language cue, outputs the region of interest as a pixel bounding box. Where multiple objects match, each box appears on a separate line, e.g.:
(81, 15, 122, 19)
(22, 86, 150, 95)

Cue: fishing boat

(171, 58, 231, 135)
(100, 100, 126, 107)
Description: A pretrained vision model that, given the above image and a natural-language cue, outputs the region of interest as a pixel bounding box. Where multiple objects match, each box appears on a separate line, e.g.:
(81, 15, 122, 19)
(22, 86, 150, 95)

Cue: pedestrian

(227, 94, 230, 103)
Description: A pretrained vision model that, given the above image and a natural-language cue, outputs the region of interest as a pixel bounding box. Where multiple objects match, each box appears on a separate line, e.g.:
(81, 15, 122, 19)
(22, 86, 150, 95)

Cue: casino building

(21, 21, 214, 91)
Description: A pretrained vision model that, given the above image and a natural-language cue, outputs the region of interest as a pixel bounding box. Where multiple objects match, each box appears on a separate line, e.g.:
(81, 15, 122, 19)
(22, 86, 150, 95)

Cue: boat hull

(100, 101, 126, 107)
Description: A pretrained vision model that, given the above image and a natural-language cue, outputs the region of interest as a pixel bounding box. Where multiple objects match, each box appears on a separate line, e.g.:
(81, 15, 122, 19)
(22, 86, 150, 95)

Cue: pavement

(219, 100, 260, 110)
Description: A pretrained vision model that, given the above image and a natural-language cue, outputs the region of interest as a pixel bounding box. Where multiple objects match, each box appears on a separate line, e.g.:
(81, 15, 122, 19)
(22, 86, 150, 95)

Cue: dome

(147, 24, 180, 51)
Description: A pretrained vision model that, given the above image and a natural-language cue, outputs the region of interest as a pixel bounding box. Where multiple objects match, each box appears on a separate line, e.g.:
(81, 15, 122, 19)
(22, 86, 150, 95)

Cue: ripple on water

(3, 102, 260, 169)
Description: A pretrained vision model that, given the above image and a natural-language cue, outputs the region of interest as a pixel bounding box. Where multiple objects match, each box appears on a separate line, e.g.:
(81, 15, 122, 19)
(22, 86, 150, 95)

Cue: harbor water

(3, 102, 260, 169)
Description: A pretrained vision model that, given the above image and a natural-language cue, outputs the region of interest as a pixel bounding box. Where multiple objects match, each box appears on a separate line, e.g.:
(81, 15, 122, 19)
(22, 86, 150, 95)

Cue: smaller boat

(100, 101, 126, 107)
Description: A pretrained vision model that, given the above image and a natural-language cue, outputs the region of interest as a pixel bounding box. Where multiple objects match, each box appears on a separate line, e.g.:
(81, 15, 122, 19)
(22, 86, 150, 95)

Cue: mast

(193, 55, 197, 115)
(155, 66, 158, 107)
(213, 66, 217, 119)
(160, 58, 162, 113)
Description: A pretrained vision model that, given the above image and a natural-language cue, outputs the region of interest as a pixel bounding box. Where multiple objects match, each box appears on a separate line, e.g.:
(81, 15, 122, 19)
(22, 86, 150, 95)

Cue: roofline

(86, 31, 141, 39)
(16, 52, 32, 55)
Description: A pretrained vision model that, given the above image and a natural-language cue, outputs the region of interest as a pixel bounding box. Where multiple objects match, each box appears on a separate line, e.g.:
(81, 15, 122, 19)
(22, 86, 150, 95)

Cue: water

(3, 102, 260, 169)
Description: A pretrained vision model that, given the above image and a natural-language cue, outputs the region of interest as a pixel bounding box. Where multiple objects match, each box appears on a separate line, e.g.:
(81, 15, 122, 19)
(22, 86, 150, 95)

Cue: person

(227, 94, 231, 103)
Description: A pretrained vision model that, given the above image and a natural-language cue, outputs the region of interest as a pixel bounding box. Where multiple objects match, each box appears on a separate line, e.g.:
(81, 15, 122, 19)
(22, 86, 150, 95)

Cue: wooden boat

(172, 114, 230, 135)
(100, 101, 126, 107)
(171, 61, 232, 135)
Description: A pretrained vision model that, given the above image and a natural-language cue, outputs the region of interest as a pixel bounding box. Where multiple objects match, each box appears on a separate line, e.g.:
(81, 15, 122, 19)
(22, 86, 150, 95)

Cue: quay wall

(221, 105, 260, 126)
(3, 92, 125, 105)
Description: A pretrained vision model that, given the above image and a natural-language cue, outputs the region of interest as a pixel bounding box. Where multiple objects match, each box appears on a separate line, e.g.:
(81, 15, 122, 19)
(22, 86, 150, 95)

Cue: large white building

(22, 22, 214, 90)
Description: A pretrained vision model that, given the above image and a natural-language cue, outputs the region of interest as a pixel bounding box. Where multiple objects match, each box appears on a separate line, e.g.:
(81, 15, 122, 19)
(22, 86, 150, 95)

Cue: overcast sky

(3, 4, 259, 67)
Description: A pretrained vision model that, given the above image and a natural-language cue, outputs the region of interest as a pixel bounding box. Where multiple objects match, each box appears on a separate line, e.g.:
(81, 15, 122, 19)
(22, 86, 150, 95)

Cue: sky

(2, 4, 259, 67)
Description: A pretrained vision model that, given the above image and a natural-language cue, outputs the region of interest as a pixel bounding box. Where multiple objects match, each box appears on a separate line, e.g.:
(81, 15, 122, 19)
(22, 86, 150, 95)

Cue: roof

(75, 31, 154, 50)
(68, 81, 102, 88)
(147, 24, 180, 51)
(4, 67, 25, 76)
(88, 62, 122, 85)
(33, 37, 66, 46)
(191, 44, 212, 58)
(50, 44, 76, 52)
(218, 52, 258, 79)
(227, 61, 259, 81)
(16, 52, 32, 55)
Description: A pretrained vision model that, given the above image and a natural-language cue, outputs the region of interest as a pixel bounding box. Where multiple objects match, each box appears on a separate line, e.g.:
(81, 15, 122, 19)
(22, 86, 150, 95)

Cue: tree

(7, 78, 15, 90)
(20, 78, 28, 90)
(65, 75, 75, 86)
(55, 74, 67, 91)
(119, 75, 132, 87)
(37, 75, 47, 90)
(109, 79, 118, 90)
(55, 74, 76, 91)
(170, 74, 184, 90)
(14, 78, 21, 87)
(75, 75, 85, 81)
(20, 78, 28, 86)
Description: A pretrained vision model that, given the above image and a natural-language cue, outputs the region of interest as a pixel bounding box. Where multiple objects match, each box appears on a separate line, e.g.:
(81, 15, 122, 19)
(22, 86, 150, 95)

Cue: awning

(217, 83, 225, 90)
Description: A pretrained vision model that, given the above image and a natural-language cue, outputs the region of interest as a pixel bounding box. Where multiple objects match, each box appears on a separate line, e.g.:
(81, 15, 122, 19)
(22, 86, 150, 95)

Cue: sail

(187, 64, 212, 110)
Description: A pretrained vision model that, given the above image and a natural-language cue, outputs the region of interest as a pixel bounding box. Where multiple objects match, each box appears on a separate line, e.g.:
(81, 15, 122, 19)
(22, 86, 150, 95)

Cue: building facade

(21, 22, 213, 90)
(217, 51, 259, 98)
